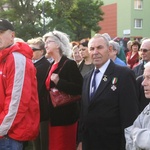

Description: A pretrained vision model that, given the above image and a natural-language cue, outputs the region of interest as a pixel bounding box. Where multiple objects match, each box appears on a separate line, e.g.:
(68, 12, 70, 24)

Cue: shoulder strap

(58, 59, 68, 74)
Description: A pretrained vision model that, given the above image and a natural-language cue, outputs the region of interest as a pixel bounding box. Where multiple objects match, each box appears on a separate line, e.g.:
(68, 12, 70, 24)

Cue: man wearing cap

(0, 19, 40, 150)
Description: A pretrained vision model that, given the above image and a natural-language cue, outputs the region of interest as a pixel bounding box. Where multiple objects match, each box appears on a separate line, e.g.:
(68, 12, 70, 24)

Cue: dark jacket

(49, 56, 83, 126)
(136, 75, 149, 113)
(34, 56, 51, 121)
(78, 60, 139, 150)
(133, 61, 145, 78)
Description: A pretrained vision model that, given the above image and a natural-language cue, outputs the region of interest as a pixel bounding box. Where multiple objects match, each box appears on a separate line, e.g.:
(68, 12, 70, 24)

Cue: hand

(77, 142, 82, 150)
(51, 73, 59, 85)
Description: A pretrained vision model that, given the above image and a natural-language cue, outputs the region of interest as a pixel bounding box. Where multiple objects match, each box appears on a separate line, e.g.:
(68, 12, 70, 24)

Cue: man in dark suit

(133, 38, 150, 78)
(136, 75, 149, 113)
(134, 39, 150, 113)
(77, 34, 139, 150)
(27, 37, 51, 150)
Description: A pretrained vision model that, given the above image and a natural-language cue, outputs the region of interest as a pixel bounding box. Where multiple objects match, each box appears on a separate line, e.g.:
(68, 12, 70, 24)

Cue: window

(134, 0, 143, 9)
(134, 19, 143, 29)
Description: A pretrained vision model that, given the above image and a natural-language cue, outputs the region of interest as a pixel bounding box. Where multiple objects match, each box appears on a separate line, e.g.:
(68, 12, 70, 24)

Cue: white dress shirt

(90, 59, 110, 97)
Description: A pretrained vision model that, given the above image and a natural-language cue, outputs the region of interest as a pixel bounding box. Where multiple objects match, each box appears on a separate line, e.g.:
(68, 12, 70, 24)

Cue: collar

(32, 56, 44, 63)
(95, 59, 110, 74)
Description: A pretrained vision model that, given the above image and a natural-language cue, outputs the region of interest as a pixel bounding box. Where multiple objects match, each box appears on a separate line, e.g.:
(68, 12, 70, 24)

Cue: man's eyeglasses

(140, 49, 150, 53)
(31, 48, 41, 51)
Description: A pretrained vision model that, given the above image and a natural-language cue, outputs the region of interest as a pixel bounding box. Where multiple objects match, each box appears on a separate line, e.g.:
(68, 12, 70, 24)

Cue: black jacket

(133, 61, 145, 78)
(49, 56, 83, 126)
(136, 75, 149, 113)
(34, 56, 51, 121)
(78, 60, 139, 150)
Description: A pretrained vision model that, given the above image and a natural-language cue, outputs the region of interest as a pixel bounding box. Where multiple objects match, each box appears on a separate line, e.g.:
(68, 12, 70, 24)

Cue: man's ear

(114, 50, 118, 55)
(12, 31, 15, 38)
(109, 45, 113, 52)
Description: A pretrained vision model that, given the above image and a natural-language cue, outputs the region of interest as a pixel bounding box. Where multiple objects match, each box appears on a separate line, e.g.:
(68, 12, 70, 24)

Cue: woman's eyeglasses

(140, 49, 150, 53)
(45, 40, 55, 45)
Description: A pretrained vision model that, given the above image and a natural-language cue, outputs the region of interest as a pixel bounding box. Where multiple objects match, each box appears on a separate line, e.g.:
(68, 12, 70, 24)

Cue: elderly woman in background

(43, 30, 83, 150)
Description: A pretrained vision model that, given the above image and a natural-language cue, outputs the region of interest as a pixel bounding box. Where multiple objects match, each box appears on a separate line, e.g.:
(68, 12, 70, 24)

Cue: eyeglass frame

(140, 49, 150, 53)
(44, 40, 55, 45)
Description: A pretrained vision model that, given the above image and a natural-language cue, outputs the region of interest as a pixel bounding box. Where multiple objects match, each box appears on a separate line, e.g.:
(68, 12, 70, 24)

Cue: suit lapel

(90, 61, 115, 103)
(84, 70, 94, 103)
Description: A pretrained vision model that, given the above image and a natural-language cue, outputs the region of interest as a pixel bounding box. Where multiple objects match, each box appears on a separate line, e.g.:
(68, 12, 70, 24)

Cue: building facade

(99, 0, 150, 41)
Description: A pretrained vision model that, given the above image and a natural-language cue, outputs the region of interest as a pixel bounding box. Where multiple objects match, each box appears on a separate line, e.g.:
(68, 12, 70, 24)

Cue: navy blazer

(78, 60, 139, 150)
(49, 56, 83, 126)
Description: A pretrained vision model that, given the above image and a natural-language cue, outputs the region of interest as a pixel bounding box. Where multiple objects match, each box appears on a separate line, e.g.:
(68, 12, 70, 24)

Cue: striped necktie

(90, 69, 100, 99)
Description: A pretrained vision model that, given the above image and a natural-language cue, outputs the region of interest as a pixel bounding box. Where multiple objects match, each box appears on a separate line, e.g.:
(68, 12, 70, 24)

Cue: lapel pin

(103, 75, 107, 82)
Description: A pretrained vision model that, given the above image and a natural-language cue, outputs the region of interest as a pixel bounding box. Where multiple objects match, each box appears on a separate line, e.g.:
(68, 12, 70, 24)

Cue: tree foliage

(0, 0, 104, 41)
(69, 0, 104, 40)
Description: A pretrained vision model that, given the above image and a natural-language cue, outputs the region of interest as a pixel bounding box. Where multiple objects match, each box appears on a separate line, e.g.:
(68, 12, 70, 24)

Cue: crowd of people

(1, 18, 150, 150)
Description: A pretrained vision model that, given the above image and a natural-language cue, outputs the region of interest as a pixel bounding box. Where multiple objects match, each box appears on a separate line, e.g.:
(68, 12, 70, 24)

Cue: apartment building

(99, 0, 150, 41)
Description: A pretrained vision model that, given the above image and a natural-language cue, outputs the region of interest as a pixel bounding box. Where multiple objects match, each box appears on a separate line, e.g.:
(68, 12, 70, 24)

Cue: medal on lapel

(111, 77, 118, 91)
(103, 75, 107, 82)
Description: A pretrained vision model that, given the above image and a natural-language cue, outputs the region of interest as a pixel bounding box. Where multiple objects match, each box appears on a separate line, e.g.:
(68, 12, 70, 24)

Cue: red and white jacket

(0, 42, 40, 141)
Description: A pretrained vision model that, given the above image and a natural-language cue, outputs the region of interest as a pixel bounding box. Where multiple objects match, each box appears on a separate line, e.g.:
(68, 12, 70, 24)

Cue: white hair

(43, 30, 72, 58)
(102, 33, 111, 41)
(90, 33, 110, 47)
(141, 38, 150, 44)
(109, 40, 120, 54)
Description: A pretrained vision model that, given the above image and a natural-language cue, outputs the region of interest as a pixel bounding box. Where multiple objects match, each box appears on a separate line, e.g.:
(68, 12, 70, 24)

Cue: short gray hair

(109, 40, 120, 54)
(90, 33, 110, 47)
(43, 30, 72, 58)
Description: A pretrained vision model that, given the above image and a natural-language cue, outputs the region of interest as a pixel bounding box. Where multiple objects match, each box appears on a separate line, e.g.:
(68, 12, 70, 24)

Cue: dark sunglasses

(140, 49, 150, 53)
(31, 48, 41, 51)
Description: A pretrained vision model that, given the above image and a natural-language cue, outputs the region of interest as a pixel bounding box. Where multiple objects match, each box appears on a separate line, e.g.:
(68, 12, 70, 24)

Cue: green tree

(46, 0, 104, 40)
(0, 0, 104, 41)
(44, 0, 76, 39)
(0, 0, 45, 41)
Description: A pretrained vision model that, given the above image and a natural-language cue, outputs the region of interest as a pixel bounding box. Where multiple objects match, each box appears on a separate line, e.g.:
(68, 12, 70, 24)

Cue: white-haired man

(77, 34, 138, 150)
(133, 38, 150, 78)
(125, 61, 150, 150)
